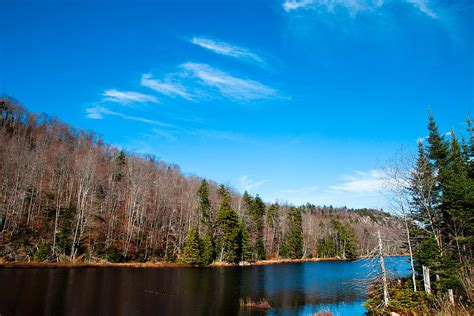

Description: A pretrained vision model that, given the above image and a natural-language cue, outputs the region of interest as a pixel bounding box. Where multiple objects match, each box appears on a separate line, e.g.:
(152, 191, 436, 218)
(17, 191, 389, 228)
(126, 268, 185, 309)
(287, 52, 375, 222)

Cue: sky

(1, 0, 473, 210)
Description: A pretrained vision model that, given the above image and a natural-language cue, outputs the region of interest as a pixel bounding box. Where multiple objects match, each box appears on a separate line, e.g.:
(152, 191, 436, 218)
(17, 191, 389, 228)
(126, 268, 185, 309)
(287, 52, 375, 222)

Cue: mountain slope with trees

(0, 97, 406, 264)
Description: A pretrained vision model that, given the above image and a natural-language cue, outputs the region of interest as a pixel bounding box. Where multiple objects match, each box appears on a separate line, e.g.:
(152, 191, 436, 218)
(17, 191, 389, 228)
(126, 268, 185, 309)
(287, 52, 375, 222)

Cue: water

(0, 256, 410, 316)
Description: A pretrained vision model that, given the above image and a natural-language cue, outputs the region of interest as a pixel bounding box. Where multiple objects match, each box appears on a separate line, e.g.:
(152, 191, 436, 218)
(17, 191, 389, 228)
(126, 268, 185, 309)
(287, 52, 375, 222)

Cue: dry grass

(239, 297, 272, 310)
(0, 261, 186, 269)
(253, 257, 345, 266)
(1, 256, 381, 269)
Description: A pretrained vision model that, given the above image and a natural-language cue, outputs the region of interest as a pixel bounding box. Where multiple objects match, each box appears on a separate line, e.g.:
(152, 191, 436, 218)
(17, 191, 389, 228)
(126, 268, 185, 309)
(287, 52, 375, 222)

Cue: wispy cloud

(406, 0, 438, 19)
(239, 176, 268, 192)
(191, 36, 263, 64)
(181, 62, 282, 102)
(102, 89, 159, 105)
(282, 0, 384, 14)
(282, 0, 438, 19)
(85, 105, 174, 127)
(329, 169, 385, 193)
(140, 74, 194, 101)
(283, 0, 314, 12)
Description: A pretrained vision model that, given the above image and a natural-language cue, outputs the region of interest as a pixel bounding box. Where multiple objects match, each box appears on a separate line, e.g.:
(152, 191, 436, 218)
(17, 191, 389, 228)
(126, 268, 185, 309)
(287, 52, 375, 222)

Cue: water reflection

(0, 256, 410, 316)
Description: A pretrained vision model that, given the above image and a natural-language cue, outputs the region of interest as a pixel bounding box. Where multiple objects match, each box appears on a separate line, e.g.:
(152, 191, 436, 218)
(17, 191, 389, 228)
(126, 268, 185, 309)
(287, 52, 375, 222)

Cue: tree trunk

(404, 217, 417, 292)
(378, 230, 389, 307)
(422, 265, 431, 294)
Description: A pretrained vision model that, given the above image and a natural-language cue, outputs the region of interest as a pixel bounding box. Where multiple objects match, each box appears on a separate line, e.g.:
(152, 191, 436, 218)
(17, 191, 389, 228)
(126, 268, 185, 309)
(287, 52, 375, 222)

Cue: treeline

(366, 113, 474, 313)
(0, 98, 405, 264)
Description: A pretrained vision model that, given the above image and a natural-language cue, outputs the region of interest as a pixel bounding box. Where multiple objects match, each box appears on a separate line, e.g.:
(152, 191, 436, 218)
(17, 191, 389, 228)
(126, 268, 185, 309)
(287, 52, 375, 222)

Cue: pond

(0, 256, 410, 315)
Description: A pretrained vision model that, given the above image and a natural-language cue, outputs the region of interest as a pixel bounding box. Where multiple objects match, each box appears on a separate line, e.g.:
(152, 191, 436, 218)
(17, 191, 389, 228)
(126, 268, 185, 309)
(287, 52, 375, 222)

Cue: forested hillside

(365, 114, 473, 313)
(0, 98, 405, 264)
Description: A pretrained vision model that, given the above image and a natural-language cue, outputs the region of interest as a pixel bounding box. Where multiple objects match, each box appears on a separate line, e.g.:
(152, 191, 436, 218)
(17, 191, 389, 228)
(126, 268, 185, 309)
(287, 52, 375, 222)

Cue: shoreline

(0, 255, 407, 269)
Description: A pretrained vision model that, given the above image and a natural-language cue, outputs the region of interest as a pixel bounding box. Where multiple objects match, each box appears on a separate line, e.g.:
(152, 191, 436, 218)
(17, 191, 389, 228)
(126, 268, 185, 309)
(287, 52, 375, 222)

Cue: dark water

(0, 256, 410, 316)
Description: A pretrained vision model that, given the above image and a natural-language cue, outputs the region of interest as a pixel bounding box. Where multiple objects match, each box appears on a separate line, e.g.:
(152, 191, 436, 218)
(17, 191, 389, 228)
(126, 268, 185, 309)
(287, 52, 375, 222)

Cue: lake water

(0, 256, 410, 316)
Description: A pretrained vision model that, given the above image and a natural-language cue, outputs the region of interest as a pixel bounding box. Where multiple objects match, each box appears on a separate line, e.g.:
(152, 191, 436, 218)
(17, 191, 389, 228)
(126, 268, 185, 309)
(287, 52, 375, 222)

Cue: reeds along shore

(0, 255, 411, 269)
(0, 256, 359, 269)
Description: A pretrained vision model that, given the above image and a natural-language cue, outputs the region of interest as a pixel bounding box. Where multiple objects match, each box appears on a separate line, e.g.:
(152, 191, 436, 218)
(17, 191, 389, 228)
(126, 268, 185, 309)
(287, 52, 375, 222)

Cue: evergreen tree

(240, 222, 252, 262)
(201, 231, 215, 265)
(409, 142, 440, 243)
(112, 151, 126, 182)
(215, 188, 241, 263)
(283, 207, 303, 259)
(441, 131, 473, 265)
(410, 114, 474, 299)
(180, 228, 202, 266)
(266, 203, 279, 229)
(198, 179, 211, 230)
(332, 219, 358, 260)
(252, 195, 266, 260)
(427, 113, 449, 170)
(57, 203, 74, 255)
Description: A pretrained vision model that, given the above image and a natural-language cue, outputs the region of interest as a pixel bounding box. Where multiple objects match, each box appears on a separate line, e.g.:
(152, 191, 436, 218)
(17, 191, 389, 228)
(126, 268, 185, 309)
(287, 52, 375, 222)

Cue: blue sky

(2, 0, 473, 209)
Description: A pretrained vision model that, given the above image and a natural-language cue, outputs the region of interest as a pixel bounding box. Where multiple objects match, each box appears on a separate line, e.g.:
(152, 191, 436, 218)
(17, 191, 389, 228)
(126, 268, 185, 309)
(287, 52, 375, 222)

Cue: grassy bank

(0, 257, 351, 269)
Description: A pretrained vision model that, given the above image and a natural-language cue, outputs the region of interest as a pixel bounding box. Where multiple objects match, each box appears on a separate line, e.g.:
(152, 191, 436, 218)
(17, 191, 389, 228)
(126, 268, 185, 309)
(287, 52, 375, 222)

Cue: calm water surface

(0, 256, 410, 316)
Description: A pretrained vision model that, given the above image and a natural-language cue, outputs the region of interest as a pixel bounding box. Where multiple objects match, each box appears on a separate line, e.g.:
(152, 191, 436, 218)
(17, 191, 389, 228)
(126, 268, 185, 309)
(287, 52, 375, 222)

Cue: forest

(0, 97, 405, 264)
(364, 113, 473, 314)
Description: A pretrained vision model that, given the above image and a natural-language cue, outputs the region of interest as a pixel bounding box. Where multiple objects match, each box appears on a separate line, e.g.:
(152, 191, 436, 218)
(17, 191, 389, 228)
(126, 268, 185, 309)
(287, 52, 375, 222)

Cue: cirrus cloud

(191, 36, 264, 64)
(102, 89, 159, 105)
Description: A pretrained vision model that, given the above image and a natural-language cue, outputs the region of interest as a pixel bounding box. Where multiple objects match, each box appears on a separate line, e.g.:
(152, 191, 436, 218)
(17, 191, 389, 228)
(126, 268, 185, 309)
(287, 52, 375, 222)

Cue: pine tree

(180, 228, 202, 266)
(427, 112, 449, 169)
(441, 131, 473, 265)
(409, 142, 440, 247)
(57, 203, 74, 256)
(112, 151, 126, 182)
(267, 203, 279, 229)
(240, 222, 252, 262)
(252, 195, 266, 260)
(215, 187, 241, 263)
(201, 231, 215, 265)
(332, 219, 358, 260)
(241, 192, 266, 260)
(198, 179, 211, 230)
(283, 207, 303, 259)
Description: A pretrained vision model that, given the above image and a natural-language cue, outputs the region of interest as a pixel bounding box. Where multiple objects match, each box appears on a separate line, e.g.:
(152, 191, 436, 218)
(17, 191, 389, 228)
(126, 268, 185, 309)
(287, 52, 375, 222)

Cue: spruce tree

(215, 187, 241, 263)
(252, 195, 266, 260)
(180, 228, 202, 266)
(112, 151, 126, 182)
(427, 113, 449, 169)
(241, 192, 266, 260)
(240, 222, 252, 262)
(198, 179, 211, 230)
(409, 142, 440, 240)
(57, 203, 74, 256)
(283, 207, 303, 259)
(201, 231, 215, 265)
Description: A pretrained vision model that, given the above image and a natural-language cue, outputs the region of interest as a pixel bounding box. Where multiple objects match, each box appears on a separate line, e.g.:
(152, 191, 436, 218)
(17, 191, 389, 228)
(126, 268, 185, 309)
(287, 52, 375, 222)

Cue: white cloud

(283, 0, 314, 12)
(140, 73, 194, 101)
(85, 105, 174, 128)
(282, 0, 384, 14)
(406, 0, 437, 19)
(239, 176, 268, 192)
(102, 89, 159, 105)
(282, 0, 438, 19)
(329, 169, 385, 193)
(180, 62, 281, 102)
(191, 36, 263, 64)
